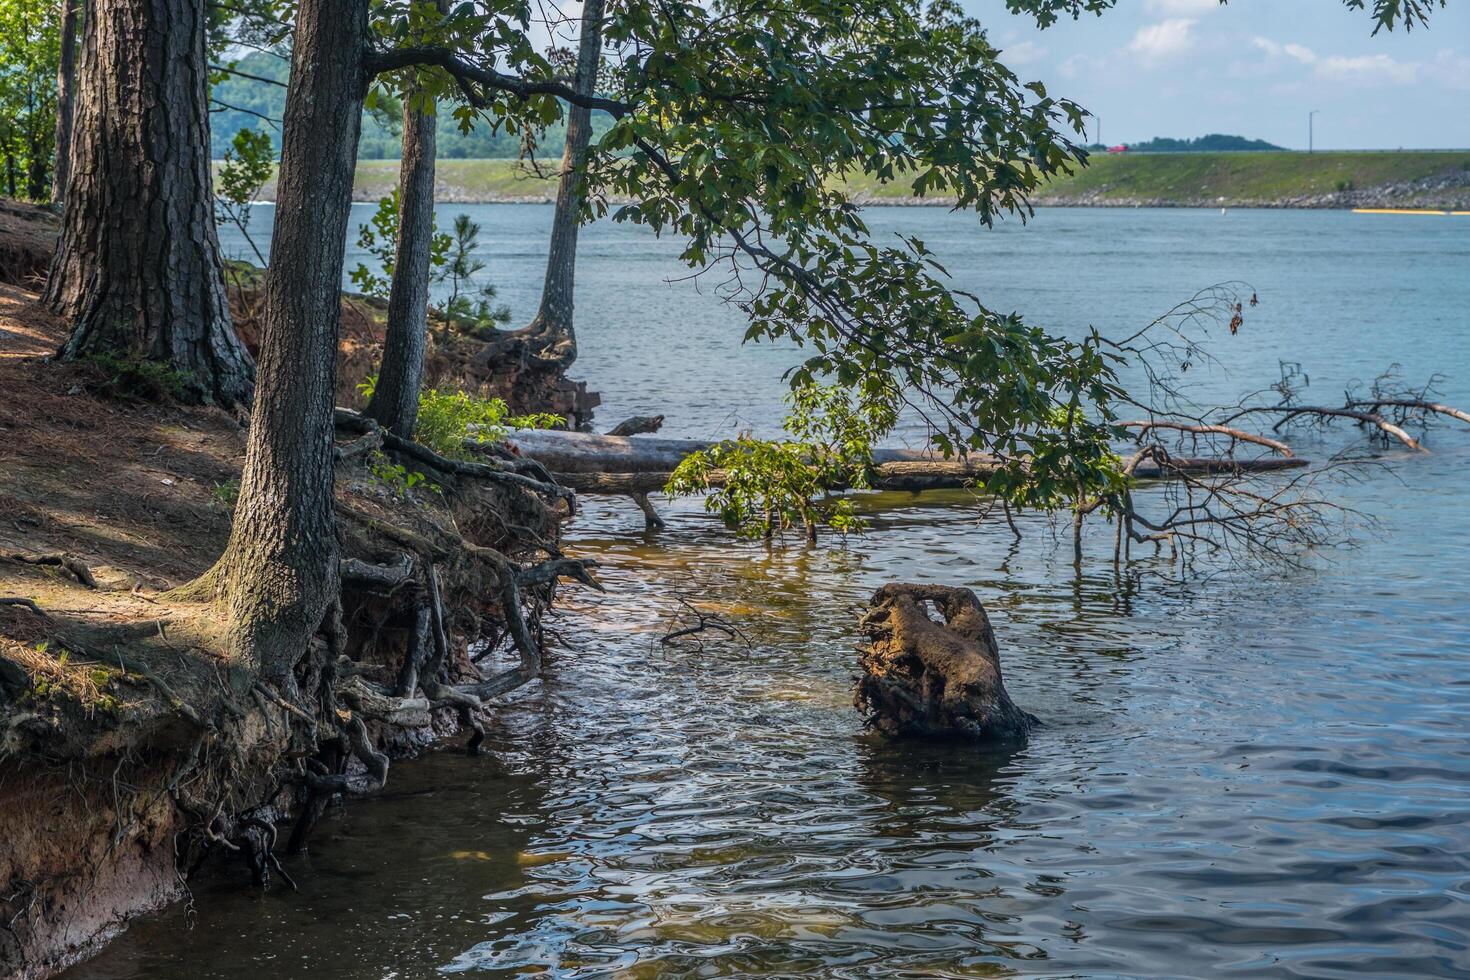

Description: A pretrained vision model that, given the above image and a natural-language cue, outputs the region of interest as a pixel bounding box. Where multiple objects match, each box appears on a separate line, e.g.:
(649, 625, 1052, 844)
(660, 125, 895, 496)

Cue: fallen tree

(492, 427, 1309, 529)
(498, 428, 1307, 479)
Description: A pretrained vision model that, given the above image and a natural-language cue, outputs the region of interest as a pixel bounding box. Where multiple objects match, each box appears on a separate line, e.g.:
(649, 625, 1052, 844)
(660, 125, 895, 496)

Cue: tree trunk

(42, 0, 254, 409)
(51, 0, 80, 207)
(201, 0, 368, 681)
(366, 77, 438, 439)
(522, 0, 604, 365)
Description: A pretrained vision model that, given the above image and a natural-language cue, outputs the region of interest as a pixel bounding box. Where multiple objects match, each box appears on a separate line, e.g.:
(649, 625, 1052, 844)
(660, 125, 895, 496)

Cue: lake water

(68, 206, 1470, 978)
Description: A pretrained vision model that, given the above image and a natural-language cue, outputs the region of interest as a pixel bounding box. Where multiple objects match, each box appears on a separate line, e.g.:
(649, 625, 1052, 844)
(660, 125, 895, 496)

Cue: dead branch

(660, 596, 750, 647)
(1121, 420, 1293, 457)
(1222, 405, 1426, 453)
(1345, 398, 1470, 426)
(630, 491, 667, 530)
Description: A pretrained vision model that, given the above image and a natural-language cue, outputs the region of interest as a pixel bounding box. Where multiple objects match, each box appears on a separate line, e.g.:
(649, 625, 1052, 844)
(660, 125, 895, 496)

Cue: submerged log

(855, 584, 1036, 740)
(496, 428, 1309, 495)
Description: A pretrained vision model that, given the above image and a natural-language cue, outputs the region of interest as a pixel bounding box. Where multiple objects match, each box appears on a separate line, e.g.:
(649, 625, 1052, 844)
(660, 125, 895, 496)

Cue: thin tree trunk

(51, 0, 80, 207)
(523, 0, 604, 365)
(200, 0, 369, 681)
(366, 75, 438, 438)
(42, 0, 254, 409)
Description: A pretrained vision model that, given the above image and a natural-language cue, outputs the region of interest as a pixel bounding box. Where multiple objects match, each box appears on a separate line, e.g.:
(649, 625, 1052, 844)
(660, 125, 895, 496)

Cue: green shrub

(79, 353, 198, 403)
(357, 375, 563, 461)
(209, 479, 240, 510)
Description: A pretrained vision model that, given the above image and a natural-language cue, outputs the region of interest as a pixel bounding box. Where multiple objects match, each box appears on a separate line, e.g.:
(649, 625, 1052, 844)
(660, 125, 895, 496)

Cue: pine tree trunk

(51, 0, 80, 207)
(42, 0, 254, 409)
(204, 0, 369, 681)
(366, 82, 438, 439)
(524, 0, 604, 365)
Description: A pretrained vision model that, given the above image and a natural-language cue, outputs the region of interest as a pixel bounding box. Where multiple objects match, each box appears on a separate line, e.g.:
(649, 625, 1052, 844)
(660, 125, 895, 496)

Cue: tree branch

(364, 46, 631, 118)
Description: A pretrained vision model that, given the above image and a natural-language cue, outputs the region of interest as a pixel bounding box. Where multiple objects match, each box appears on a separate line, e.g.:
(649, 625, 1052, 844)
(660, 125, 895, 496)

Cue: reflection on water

(70, 209, 1470, 978)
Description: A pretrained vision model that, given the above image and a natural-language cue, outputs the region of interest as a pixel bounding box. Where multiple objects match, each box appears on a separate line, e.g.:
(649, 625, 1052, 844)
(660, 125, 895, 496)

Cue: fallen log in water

(494, 428, 1309, 496)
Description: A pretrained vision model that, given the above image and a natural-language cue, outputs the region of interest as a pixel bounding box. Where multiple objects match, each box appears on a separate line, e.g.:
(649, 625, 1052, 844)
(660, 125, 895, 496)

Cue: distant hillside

(210, 51, 606, 161)
(1113, 134, 1285, 154)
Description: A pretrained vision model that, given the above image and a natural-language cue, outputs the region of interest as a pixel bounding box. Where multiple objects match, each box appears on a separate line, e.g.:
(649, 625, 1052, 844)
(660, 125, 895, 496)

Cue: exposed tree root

(0, 404, 608, 975)
(334, 407, 576, 511)
(3, 554, 97, 589)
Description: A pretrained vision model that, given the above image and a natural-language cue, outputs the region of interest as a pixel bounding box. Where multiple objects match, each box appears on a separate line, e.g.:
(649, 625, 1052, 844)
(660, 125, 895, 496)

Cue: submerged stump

(855, 584, 1036, 740)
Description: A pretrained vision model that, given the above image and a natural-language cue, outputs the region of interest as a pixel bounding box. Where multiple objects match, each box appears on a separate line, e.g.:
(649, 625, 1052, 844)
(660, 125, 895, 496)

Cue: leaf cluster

(0, 0, 60, 200)
(665, 381, 899, 541)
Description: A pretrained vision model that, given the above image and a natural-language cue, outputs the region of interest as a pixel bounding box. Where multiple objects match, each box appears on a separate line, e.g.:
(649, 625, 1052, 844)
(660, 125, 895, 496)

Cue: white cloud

(1251, 37, 1316, 64)
(1253, 36, 1425, 85)
(1129, 19, 1197, 60)
(1147, 0, 1219, 14)
(1004, 40, 1047, 66)
(1283, 43, 1317, 65)
(1057, 53, 1107, 80)
(1317, 53, 1420, 84)
(1429, 50, 1470, 91)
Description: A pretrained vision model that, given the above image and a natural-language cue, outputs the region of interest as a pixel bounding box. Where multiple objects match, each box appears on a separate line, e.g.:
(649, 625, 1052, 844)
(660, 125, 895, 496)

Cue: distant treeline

(211, 51, 610, 160)
(1084, 134, 1285, 153)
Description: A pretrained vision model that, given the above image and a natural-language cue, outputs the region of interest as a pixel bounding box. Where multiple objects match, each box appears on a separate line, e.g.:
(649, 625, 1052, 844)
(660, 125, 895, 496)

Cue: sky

(965, 0, 1470, 150)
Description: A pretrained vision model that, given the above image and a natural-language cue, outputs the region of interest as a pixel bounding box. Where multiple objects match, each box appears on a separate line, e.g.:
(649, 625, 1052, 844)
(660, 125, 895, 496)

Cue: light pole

(1309, 109, 1319, 153)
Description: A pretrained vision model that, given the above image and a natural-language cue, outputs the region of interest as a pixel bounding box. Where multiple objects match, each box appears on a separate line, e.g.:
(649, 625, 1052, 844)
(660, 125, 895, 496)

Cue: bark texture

(207, 0, 369, 681)
(855, 584, 1036, 740)
(523, 0, 604, 364)
(50, 0, 80, 207)
(366, 76, 438, 438)
(43, 0, 254, 408)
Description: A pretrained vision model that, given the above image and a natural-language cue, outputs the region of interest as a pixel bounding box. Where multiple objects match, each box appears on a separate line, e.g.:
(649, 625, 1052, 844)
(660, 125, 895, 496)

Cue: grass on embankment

(235, 150, 1470, 208)
(1029, 150, 1470, 205)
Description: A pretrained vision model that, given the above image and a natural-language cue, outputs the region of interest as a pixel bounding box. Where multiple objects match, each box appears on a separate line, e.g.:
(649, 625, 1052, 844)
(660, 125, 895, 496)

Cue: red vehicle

(1107, 144, 1128, 154)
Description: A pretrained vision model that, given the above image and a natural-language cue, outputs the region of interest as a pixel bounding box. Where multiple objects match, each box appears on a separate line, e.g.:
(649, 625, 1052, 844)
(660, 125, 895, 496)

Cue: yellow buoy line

(1352, 208, 1469, 216)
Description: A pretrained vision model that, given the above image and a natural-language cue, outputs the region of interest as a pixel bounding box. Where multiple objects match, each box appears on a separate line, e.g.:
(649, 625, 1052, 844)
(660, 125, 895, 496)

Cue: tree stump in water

(855, 584, 1036, 740)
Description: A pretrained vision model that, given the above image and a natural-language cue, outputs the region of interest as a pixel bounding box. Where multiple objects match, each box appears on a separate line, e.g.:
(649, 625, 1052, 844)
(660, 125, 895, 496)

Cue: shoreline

(230, 150, 1470, 211)
(250, 194, 1470, 211)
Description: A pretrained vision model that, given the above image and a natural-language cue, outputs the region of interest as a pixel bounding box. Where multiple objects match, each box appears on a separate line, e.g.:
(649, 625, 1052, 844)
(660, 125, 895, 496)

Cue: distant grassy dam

(242, 150, 1470, 210)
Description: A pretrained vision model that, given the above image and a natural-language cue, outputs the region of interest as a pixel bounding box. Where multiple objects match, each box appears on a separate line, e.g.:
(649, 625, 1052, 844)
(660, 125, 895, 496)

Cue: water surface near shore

(67, 207, 1470, 978)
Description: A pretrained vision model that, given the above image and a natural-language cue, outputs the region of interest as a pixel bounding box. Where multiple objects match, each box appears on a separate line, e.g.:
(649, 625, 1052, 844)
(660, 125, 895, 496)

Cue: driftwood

(855, 584, 1035, 740)
(606, 414, 665, 436)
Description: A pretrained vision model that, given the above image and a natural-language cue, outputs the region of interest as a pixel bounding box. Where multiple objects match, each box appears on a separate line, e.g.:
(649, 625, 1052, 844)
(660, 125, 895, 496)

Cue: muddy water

(68, 208, 1470, 977)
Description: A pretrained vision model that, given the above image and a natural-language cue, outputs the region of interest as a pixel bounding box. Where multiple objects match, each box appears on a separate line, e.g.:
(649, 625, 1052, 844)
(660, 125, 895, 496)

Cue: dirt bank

(0, 232, 591, 976)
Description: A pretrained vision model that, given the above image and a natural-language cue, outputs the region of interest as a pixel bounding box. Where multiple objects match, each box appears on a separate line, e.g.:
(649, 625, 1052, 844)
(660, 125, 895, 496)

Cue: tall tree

(201, 0, 367, 680)
(51, 0, 80, 206)
(205, 0, 1436, 683)
(0, 0, 59, 200)
(43, 0, 254, 408)
(520, 0, 605, 368)
(365, 61, 441, 437)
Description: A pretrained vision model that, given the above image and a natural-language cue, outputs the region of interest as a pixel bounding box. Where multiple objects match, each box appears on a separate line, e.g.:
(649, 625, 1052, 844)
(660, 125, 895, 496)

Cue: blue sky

(966, 0, 1470, 149)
